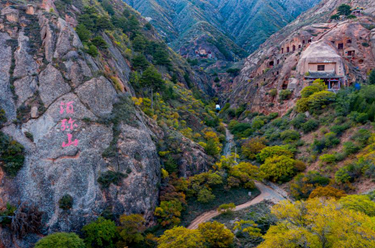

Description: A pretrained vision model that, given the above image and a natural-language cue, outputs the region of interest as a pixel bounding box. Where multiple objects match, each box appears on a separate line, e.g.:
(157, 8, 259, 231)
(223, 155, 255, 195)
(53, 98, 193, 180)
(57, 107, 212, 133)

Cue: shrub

(154, 200, 183, 227)
(217, 203, 236, 214)
(330, 14, 340, 20)
(87, 45, 99, 57)
(97, 171, 125, 188)
(59, 194, 73, 210)
(279, 90, 292, 100)
(290, 171, 330, 200)
(319, 154, 336, 164)
(301, 119, 319, 133)
(291, 114, 306, 129)
(83, 217, 118, 248)
(0, 108, 6, 127)
(241, 137, 267, 160)
(269, 89, 277, 97)
(301, 86, 322, 98)
(257, 146, 293, 162)
(330, 123, 350, 135)
(296, 97, 310, 113)
(132, 54, 149, 71)
(198, 221, 234, 248)
(76, 24, 91, 42)
(260, 155, 296, 182)
(351, 129, 371, 147)
(252, 117, 265, 130)
(0, 132, 25, 177)
(280, 130, 300, 143)
(343, 142, 360, 155)
(197, 188, 215, 203)
(309, 186, 346, 199)
(35, 233, 85, 248)
(335, 167, 352, 184)
(91, 36, 108, 49)
(158, 226, 203, 248)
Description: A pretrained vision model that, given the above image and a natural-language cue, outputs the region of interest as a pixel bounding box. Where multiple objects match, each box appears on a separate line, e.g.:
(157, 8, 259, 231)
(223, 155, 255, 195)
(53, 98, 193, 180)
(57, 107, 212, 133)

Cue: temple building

(297, 41, 347, 93)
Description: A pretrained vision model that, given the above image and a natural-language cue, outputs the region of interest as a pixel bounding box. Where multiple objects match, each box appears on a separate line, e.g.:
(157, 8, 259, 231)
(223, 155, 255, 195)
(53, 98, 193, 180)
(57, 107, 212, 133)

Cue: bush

(76, 24, 91, 42)
(35, 233, 85, 248)
(291, 114, 306, 129)
(269, 89, 277, 97)
(198, 221, 234, 247)
(241, 137, 267, 160)
(319, 154, 336, 164)
(301, 119, 319, 133)
(335, 167, 352, 184)
(309, 186, 346, 199)
(97, 171, 125, 188)
(132, 54, 149, 71)
(339, 195, 375, 216)
(297, 91, 335, 113)
(290, 171, 330, 200)
(260, 155, 297, 182)
(197, 188, 215, 203)
(83, 217, 118, 248)
(279, 90, 292, 100)
(0, 132, 25, 177)
(280, 130, 300, 144)
(343, 141, 360, 155)
(91, 36, 108, 49)
(257, 146, 293, 162)
(59, 194, 73, 210)
(87, 45, 99, 57)
(330, 14, 340, 20)
(217, 203, 236, 214)
(351, 129, 371, 147)
(252, 117, 265, 130)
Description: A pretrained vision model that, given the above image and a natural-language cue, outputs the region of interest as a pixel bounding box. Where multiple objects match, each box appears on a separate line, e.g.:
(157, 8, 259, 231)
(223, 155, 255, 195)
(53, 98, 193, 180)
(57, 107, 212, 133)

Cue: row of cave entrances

(281, 39, 312, 54)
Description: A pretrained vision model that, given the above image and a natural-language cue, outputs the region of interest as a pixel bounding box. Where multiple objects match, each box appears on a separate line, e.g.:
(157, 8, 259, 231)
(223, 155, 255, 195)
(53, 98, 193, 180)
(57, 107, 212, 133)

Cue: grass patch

(181, 186, 260, 227)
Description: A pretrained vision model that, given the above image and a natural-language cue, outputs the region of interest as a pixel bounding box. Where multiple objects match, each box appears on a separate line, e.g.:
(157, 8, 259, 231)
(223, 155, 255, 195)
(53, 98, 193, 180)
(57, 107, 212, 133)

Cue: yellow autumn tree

(259, 198, 375, 248)
(157, 226, 204, 248)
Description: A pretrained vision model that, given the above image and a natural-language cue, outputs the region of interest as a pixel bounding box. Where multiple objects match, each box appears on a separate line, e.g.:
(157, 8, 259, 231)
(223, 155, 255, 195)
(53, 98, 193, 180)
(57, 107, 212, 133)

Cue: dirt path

(187, 181, 288, 229)
(187, 126, 290, 230)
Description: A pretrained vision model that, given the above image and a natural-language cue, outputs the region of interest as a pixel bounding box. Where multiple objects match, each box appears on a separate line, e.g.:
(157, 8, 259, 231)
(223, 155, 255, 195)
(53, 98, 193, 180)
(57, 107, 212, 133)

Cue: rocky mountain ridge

(123, 0, 321, 62)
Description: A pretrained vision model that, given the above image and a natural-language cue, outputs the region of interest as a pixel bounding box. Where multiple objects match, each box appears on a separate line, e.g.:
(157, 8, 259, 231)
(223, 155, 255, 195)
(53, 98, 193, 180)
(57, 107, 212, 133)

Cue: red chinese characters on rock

(60, 102, 79, 148)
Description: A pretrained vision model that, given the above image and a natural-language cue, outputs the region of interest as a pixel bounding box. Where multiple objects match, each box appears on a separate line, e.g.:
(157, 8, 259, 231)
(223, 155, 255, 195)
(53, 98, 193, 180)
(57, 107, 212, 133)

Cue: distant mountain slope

(123, 0, 321, 61)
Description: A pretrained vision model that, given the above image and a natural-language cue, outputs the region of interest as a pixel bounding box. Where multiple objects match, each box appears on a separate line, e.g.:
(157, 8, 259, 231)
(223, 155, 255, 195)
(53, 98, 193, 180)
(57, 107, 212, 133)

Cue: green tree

(257, 146, 293, 162)
(35, 233, 85, 248)
(140, 66, 165, 91)
(260, 155, 296, 182)
(118, 214, 146, 245)
(132, 35, 147, 52)
(259, 198, 375, 248)
(132, 54, 149, 71)
(197, 188, 215, 203)
(96, 16, 114, 31)
(158, 226, 204, 248)
(198, 221, 235, 248)
(91, 36, 108, 49)
(338, 4, 352, 16)
(76, 24, 91, 42)
(154, 200, 183, 227)
(339, 195, 375, 216)
(82, 217, 118, 248)
(87, 45, 99, 57)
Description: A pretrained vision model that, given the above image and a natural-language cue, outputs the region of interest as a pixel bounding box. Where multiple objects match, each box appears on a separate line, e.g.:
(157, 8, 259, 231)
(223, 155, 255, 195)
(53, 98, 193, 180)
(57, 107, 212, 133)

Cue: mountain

(227, 0, 375, 115)
(123, 0, 322, 62)
(0, 0, 220, 246)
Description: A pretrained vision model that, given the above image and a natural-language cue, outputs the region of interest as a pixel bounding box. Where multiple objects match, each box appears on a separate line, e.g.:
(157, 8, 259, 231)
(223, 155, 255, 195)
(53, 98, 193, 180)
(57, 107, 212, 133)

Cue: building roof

(305, 72, 344, 79)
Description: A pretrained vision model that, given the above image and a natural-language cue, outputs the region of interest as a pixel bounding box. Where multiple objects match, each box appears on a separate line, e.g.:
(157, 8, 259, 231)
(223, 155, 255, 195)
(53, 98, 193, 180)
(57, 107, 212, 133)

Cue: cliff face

(123, 0, 321, 62)
(0, 0, 212, 246)
(228, 0, 375, 116)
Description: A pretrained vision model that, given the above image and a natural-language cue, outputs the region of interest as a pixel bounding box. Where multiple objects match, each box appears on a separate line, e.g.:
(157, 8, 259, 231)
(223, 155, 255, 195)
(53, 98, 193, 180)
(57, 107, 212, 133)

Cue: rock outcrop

(0, 1, 212, 246)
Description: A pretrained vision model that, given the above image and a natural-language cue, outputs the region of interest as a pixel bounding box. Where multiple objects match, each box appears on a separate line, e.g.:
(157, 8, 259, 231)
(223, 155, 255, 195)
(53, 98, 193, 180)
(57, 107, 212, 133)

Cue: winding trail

(187, 126, 290, 230)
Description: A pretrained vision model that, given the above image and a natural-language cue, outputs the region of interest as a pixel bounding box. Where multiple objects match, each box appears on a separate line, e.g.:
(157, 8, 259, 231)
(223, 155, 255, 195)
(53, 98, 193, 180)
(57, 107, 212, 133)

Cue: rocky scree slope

(0, 0, 214, 246)
(228, 0, 375, 115)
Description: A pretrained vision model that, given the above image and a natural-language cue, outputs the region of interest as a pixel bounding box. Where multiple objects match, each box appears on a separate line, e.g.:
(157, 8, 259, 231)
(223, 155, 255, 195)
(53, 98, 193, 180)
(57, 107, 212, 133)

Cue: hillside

(2, 0, 375, 247)
(123, 0, 321, 63)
